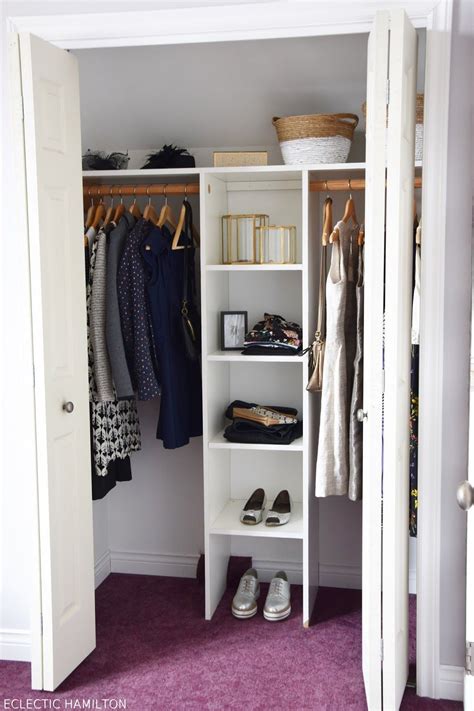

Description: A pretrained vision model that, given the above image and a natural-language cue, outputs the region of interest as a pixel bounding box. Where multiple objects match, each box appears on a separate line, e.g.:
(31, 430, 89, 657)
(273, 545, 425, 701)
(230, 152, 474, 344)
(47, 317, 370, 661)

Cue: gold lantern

(221, 214, 269, 264)
(255, 225, 297, 264)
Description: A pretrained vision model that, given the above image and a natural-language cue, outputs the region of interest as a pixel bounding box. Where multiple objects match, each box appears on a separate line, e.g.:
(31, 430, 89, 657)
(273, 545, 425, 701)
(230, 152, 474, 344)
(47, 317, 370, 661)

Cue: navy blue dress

(141, 225, 202, 449)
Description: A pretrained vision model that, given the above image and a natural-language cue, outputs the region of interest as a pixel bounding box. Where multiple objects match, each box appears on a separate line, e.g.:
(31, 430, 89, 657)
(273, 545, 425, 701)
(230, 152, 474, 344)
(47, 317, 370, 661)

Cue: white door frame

(5, 0, 453, 698)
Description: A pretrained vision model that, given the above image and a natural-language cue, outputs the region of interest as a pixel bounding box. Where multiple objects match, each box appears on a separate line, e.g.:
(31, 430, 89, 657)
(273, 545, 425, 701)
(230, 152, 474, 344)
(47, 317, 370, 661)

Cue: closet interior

(75, 29, 425, 631)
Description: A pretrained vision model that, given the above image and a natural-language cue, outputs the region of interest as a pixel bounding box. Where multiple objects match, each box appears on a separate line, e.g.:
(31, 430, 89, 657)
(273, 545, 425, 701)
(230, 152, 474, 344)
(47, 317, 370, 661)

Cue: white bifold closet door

(18, 33, 95, 691)
(363, 9, 417, 711)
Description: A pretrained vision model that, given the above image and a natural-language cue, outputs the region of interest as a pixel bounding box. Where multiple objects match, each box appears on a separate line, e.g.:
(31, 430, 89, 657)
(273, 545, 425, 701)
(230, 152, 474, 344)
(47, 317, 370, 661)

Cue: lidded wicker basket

(362, 94, 424, 160)
(272, 113, 359, 165)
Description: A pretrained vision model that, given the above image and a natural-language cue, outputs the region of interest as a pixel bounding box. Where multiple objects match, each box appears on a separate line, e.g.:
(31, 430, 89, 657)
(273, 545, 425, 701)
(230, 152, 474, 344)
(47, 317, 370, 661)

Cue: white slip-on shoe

(263, 571, 291, 621)
(240, 488, 266, 525)
(265, 490, 291, 526)
(231, 568, 260, 619)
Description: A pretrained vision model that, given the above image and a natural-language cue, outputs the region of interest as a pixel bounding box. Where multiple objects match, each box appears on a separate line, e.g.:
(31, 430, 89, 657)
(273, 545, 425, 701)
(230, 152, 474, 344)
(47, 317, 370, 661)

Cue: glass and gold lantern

(221, 214, 269, 264)
(255, 225, 297, 264)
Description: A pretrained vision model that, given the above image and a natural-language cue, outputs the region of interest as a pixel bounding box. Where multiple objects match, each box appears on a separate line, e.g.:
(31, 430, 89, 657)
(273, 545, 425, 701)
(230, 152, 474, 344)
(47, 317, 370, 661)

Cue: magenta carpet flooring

(0, 574, 462, 710)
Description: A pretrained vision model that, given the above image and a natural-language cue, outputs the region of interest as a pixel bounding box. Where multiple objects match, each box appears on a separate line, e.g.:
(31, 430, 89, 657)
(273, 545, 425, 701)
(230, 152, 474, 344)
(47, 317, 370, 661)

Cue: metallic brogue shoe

(263, 571, 291, 621)
(265, 490, 291, 526)
(231, 568, 260, 619)
(240, 488, 266, 525)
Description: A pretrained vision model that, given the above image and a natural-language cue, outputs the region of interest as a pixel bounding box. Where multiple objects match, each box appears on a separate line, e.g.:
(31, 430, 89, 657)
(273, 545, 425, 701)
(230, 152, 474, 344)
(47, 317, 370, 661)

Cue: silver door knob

(62, 401, 74, 413)
(456, 481, 474, 511)
(357, 409, 368, 422)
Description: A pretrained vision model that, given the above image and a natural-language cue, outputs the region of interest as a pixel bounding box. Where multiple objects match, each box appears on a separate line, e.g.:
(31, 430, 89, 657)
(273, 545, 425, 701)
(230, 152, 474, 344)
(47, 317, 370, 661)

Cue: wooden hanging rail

(83, 183, 199, 198)
(309, 176, 422, 192)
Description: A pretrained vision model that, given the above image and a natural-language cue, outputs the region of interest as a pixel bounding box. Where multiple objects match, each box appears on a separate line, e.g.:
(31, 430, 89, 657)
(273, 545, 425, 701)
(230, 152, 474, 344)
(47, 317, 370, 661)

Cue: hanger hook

(163, 184, 168, 206)
(110, 185, 114, 206)
(133, 186, 137, 206)
(119, 186, 123, 205)
(88, 188, 94, 207)
(324, 180, 329, 198)
(184, 184, 188, 200)
(348, 178, 352, 199)
(147, 185, 152, 206)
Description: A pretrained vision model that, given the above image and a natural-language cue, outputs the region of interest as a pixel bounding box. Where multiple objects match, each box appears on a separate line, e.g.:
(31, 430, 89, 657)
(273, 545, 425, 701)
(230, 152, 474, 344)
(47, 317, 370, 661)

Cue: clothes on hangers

(90, 225, 115, 402)
(410, 223, 421, 537)
(348, 244, 364, 501)
(106, 212, 136, 400)
(117, 218, 161, 400)
(87, 232, 141, 495)
(315, 220, 358, 498)
(141, 223, 202, 449)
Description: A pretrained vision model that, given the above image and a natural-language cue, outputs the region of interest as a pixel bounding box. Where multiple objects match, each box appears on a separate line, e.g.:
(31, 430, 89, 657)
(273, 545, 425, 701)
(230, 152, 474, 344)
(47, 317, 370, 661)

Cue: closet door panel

(383, 10, 417, 710)
(362, 10, 389, 710)
(19, 33, 95, 691)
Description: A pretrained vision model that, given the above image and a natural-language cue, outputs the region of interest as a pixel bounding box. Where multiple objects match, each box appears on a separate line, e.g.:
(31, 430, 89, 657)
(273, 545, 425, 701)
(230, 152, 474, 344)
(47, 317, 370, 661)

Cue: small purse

(180, 202, 201, 361)
(306, 207, 329, 392)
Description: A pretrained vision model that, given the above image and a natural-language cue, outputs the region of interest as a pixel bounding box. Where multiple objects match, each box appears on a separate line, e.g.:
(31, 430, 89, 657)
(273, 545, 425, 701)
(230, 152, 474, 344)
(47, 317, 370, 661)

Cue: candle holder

(255, 225, 297, 264)
(221, 214, 269, 264)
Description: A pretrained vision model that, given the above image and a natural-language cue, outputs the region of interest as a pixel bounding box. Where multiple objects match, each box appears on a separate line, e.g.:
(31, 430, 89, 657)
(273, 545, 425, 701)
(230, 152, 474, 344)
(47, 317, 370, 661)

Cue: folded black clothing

(223, 419, 303, 445)
(225, 400, 298, 421)
(244, 313, 302, 351)
(242, 345, 302, 356)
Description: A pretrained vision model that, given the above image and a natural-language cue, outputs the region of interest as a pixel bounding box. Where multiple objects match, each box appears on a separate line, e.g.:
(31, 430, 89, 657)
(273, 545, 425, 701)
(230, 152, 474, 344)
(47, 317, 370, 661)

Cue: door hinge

(466, 641, 473, 675)
(380, 638, 384, 662)
(386, 79, 390, 105)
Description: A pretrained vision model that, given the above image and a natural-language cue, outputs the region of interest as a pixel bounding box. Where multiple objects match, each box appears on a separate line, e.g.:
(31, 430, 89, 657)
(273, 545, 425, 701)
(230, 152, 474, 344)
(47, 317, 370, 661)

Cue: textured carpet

(0, 574, 462, 710)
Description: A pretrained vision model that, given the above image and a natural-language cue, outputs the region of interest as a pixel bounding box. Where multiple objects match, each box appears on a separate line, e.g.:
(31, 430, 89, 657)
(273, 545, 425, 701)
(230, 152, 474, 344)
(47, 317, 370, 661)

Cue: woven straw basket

(362, 94, 424, 160)
(272, 113, 359, 165)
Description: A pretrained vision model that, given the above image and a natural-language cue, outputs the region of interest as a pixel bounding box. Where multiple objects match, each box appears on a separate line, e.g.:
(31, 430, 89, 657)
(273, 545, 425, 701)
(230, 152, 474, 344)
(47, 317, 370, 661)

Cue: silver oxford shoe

(232, 568, 260, 619)
(263, 571, 291, 621)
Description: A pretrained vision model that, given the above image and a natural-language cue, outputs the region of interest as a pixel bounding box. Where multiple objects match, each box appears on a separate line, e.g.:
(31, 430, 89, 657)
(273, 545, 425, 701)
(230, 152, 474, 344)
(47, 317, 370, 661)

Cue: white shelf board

(207, 350, 304, 363)
(210, 499, 304, 539)
(209, 430, 304, 451)
(206, 264, 303, 272)
(82, 163, 368, 184)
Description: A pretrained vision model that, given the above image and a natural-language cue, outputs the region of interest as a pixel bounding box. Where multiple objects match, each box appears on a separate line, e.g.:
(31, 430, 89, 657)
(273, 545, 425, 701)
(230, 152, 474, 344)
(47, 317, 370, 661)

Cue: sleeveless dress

(315, 220, 357, 497)
(348, 244, 364, 501)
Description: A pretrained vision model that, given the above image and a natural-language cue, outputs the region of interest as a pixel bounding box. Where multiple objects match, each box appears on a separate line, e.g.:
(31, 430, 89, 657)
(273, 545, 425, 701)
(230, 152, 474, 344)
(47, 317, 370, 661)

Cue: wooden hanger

(172, 187, 200, 250)
(330, 180, 358, 243)
(158, 185, 177, 230)
(321, 194, 333, 246)
(143, 186, 160, 224)
(129, 186, 142, 219)
(112, 188, 126, 224)
(102, 187, 116, 228)
(91, 192, 106, 231)
(357, 223, 365, 246)
(84, 190, 96, 230)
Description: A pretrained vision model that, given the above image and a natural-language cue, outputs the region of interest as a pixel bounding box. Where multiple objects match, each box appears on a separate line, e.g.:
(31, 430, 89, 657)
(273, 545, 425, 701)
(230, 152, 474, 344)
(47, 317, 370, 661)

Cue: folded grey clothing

(223, 418, 303, 445)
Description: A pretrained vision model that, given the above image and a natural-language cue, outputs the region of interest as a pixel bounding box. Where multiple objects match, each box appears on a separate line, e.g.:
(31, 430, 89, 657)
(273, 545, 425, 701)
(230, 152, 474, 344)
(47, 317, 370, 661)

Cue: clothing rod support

(309, 177, 422, 192)
(83, 183, 200, 198)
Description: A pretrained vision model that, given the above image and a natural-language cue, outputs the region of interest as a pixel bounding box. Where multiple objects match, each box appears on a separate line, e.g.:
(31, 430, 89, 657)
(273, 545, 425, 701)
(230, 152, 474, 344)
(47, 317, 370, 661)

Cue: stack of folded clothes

(242, 313, 302, 356)
(223, 400, 303, 445)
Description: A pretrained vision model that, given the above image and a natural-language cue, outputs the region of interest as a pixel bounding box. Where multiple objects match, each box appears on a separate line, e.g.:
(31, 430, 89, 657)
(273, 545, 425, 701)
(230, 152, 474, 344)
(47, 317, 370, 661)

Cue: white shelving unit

(83, 162, 368, 627)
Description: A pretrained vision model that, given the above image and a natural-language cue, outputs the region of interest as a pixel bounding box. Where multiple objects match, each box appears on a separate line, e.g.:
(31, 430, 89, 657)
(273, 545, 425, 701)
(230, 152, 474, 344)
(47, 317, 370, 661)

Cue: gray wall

(439, 0, 473, 668)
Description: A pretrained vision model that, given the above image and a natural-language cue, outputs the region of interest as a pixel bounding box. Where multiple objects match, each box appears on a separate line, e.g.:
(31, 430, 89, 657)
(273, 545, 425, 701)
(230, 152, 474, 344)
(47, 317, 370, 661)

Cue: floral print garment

(244, 313, 302, 351)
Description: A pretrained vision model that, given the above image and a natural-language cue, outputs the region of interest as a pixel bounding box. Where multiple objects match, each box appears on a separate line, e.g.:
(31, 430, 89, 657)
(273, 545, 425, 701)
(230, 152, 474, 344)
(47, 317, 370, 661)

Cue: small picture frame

(220, 311, 248, 351)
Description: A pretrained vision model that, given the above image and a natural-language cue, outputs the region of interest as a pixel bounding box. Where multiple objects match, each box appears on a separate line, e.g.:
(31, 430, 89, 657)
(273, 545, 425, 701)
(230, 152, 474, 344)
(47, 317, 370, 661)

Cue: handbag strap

(316, 243, 327, 341)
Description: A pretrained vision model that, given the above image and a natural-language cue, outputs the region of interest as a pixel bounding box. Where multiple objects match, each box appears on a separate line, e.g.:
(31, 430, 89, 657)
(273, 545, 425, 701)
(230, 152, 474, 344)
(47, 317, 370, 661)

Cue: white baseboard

(319, 563, 362, 589)
(252, 558, 303, 584)
(438, 665, 464, 701)
(0, 629, 31, 662)
(110, 550, 199, 578)
(94, 549, 112, 588)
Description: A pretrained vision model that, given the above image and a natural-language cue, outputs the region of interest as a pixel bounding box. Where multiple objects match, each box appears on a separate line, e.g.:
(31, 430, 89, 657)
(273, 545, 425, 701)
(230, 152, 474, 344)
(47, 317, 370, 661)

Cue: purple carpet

(0, 574, 462, 710)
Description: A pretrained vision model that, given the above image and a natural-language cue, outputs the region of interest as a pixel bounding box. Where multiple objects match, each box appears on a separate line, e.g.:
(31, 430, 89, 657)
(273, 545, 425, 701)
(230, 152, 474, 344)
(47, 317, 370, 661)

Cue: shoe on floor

(240, 488, 266, 525)
(232, 568, 260, 619)
(265, 490, 291, 526)
(263, 571, 291, 621)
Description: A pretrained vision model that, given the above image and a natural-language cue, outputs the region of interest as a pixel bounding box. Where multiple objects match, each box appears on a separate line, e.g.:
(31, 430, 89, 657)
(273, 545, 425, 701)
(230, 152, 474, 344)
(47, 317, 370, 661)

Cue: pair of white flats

(240, 488, 291, 527)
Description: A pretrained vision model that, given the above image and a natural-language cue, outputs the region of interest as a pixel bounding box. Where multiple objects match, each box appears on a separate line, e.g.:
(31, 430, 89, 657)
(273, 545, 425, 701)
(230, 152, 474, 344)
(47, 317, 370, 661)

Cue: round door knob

(357, 409, 368, 422)
(62, 401, 74, 413)
(456, 480, 474, 511)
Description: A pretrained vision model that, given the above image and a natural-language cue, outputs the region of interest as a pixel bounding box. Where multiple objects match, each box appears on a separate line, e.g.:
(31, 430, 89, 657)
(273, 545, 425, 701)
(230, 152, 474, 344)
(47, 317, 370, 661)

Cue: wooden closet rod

(309, 176, 422, 192)
(83, 183, 199, 198)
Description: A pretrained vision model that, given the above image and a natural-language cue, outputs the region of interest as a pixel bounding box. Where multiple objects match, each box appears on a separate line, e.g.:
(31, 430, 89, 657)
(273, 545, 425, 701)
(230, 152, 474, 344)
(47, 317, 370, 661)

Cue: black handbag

(180, 201, 201, 361)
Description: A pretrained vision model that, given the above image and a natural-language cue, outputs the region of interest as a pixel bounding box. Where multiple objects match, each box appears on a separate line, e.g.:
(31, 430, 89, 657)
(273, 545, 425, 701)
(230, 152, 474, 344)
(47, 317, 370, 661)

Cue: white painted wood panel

(383, 9, 417, 710)
(19, 33, 95, 690)
(362, 10, 389, 710)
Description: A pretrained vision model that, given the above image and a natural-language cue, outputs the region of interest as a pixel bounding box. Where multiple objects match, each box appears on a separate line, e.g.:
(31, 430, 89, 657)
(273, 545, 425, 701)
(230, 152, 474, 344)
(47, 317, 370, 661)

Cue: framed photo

(220, 311, 248, 351)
